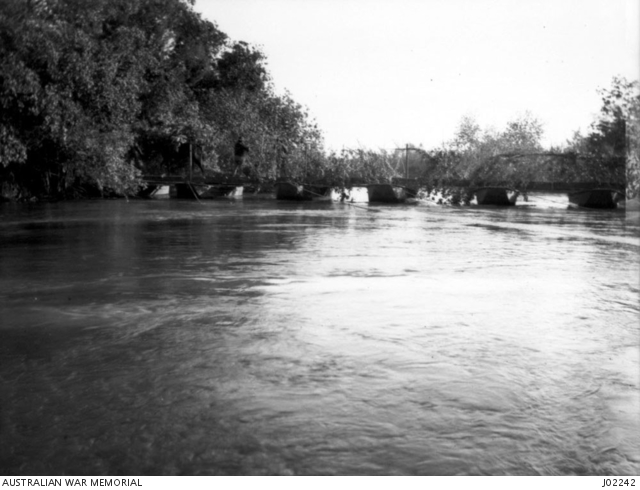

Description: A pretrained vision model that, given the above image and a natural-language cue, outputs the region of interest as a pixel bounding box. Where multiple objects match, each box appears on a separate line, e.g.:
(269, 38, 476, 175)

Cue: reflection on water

(0, 197, 638, 475)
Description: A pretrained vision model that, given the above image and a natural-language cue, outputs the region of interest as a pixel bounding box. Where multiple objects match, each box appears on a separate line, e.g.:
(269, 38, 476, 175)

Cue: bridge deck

(141, 176, 624, 192)
(142, 175, 256, 186)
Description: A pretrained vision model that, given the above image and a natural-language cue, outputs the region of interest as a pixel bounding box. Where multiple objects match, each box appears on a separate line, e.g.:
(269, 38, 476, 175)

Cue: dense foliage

(0, 0, 323, 200)
(567, 77, 639, 197)
(396, 79, 637, 195)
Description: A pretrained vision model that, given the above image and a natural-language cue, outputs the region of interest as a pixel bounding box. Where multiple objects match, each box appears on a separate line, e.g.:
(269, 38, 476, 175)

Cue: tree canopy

(567, 77, 638, 195)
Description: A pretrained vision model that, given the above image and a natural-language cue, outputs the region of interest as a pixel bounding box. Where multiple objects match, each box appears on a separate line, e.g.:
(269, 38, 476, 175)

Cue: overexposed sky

(196, 0, 640, 151)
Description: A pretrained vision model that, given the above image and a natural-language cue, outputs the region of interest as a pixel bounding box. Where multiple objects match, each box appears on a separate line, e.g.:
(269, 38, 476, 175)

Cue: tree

(439, 113, 545, 186)
(0, 0, 150, 197)
(567, 77, 637, 189)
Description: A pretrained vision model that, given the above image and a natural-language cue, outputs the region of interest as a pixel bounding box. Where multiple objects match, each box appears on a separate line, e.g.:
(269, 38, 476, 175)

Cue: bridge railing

(141, 174, 624, 193)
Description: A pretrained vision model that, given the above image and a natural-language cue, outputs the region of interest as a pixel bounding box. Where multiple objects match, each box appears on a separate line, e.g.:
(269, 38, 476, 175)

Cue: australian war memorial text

(1, 481, 141, 488)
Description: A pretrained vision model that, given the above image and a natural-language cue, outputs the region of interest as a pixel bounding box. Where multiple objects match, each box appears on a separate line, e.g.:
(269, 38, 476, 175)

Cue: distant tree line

(0, 0, 323, 200)
(390, 77, 637, 196)
(302, 77, 638, 198)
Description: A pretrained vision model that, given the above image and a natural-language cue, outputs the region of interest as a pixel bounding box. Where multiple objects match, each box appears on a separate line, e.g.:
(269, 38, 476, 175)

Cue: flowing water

(0, 195, 638, 476)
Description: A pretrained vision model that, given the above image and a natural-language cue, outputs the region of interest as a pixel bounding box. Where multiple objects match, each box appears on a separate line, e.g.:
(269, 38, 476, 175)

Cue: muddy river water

(0, 195, 638, 475)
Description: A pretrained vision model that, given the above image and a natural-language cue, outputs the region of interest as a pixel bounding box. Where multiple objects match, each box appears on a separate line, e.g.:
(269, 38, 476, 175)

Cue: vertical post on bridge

(404, 143, 409, 180)
(189, 142, 193, 183)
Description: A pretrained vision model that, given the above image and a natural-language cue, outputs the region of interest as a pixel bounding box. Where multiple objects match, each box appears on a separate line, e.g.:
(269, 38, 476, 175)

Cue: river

(0, 195, 638, 475)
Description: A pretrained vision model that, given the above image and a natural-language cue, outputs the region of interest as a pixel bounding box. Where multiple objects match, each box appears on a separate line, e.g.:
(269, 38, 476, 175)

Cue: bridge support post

(189, 143, 193, 183)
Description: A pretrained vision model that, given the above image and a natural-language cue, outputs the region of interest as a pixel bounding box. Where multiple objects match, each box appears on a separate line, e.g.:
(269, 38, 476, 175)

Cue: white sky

(196, 0, 640, 152)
